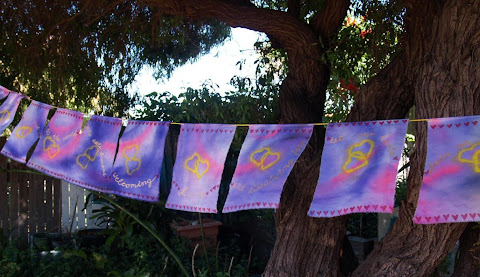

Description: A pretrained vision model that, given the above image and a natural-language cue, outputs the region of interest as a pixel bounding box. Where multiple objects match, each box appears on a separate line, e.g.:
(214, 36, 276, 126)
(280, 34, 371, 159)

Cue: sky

(129, 28, 264, 96)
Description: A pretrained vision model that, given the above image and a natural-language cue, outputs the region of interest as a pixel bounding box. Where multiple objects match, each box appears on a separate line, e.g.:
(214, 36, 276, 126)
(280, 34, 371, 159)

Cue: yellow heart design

(122, 144, 142, 175)
(42, 136, 60, 159)
(0, 110, 10, 121)
(76, 154, 90, 169)
(342, 139, 375, 174)
(249, 148, 281, 170)
(457, 142, 480, 173)
(15, 126, 33, 139)
(75, 144, 100, 169)
(184, 152, 210, 179)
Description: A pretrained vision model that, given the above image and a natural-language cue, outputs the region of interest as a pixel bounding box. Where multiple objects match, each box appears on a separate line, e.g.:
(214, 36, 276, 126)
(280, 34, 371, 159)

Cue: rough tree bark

(452, 222, 480, 277)
(354, 1, 480, 275)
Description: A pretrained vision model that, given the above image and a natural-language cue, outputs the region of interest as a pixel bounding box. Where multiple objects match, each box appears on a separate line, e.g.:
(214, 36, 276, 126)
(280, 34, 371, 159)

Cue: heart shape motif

(76, 154, 90, 169)
(42, 136, 60, 159)
(0, 110, 10, 121)
(122, 145, 142, 175)
(15, 126, 33, 139)
(342, 139, 374, 174)
(184, 152, 210, 179)
(249, 147, 281, 170)
(457, 142, 480, 172)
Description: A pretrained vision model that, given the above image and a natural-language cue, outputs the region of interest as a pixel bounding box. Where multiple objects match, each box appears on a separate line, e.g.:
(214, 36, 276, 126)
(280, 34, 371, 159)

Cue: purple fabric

(1, 101, 52, 163)
(166, 124, 236, 213)
(27, 109, 84, 179)
(223, 124, 313, 212)
(0, 92, 25, 134)
(108, 120, 170, 202)
(415, 116, 480, 224)
(309, 120, 408, 217)
(62, 115, 122, 193)
(0, 85, 10, 100)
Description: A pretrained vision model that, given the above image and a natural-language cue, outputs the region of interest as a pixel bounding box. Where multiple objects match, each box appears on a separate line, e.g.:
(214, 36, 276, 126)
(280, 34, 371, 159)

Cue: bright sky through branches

(129, 28, 263, 96)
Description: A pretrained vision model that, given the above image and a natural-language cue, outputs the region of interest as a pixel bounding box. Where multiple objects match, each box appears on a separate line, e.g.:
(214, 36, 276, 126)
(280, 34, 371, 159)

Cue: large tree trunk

(354, 1, 480, 275)
(452, 222, 480, 277)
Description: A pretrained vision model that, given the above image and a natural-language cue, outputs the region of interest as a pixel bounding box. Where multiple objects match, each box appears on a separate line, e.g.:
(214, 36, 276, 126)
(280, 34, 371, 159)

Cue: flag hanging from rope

(27, 109, 84, 179)
(64, 115, 122, 193)
(223, 124, 313, 212)
(415, 116, 480, 224)
(0, 92, 25, 135)
(108, 120, 170, 202)
(309, 120, 408, 217)
(1, 101, 52, 163)
(166, 124, 236, 213)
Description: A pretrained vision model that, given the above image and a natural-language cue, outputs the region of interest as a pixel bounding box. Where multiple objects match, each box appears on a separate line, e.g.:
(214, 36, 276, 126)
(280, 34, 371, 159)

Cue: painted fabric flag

(1, 101, 52, 163)
(27, 109, 84, 180)
(223, 124, 313, 212)
(0, 85, 10, 100)
(63, 115, 122, 193)
(166, 124, 236, 213)
(415, 116, 480, 224)
(108, 120, 170, 202)
(0, 92, 25, 135)
(309, 119, 408, 217)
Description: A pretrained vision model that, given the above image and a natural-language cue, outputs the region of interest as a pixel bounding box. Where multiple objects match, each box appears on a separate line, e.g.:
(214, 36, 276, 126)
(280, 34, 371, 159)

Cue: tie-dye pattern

(309, 120, 408, 217)
(166, 124, 236, 213)
(223, 124, 313, 212)
(0, 92, 25, 135)
(1, 101, 52, 163)
(414, 116, 480, 224)
(62, 115, 122, 193)
(27, 109, 84, 179)
(108, 120, 169, 202)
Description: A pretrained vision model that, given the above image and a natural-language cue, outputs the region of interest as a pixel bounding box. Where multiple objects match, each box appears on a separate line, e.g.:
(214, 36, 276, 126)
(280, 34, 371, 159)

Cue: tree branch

(309, 0, 350, 44)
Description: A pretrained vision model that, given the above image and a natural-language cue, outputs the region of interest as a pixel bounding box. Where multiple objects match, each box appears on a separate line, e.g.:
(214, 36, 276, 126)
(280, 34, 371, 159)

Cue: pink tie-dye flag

(0, 92, 25, 135)
(1, 101, 52, 163)
(0, 85, 10, 100)
(166, 124, 236, 213)
(108, 120, 170, 202)
(223, 124, 313, 213)
(27, 109, 84, 179)
(415, 116, 480, 224)
(62, 115, 122, 193)
(309, 119, 408, 217)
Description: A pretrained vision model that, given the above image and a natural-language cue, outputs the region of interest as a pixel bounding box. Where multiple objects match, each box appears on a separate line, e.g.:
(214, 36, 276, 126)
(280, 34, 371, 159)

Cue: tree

(2, 0, 480, 276)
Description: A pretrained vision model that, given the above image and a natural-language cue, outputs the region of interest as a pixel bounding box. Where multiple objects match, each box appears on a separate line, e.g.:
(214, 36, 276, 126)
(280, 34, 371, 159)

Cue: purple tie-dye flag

(108, 120, 169, 202)
(1, 101, 52, 163)
(27, 109, 84, 179)
(0, 85, 10, 100)
(223, 124, 313, 212)
(63, 115, 122, 193)
(309, 119, 408, 217)
(0, 92, 25, 134)
(415, 116, 480, 224)
(166, 124, 236, 213)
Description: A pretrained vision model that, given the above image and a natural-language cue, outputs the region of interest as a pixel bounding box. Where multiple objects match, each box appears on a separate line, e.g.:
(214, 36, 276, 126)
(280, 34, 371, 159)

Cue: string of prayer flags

(1, 101, 52, 163)
(223, 124, 313, 212)
(27, 108, 84, 180)
(0, 85, 10, 100)
(0, 92, 25, 135)
(166, 124, 236, 213)
(309, 119, 408, 218)
(64, 115, 122, 193)
(109, 120, 170, 202)
(415, 116, 480, 224)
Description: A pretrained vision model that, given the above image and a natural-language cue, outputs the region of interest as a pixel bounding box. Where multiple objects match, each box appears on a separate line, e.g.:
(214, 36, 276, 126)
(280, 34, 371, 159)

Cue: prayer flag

(415, 116, 480, 224)
(223, 124, 313, 212)
(27, 109, 84, 179)
(309, 120, 408, 217)
(1, 101, 52, 163)
(0, 85, 10, 100)
(0, 92, 25, 135)
(109, 120, 170, 202)
(166, 124, 236, 213)
(63, 115, 122, 193)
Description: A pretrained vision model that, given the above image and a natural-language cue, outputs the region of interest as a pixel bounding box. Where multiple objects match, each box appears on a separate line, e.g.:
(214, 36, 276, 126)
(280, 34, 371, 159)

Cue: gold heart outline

(0, 110, 10, 121)
(342, 139, 375, 174)
(42, 136, 60, 159)
(249, 147, 281, 170)
(15, 126, 33, 139)
(122, 144, 142, 175)
(76, 144, 100, 169)
(457, 142, 480, 173)
(184, 152, 210, 179)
